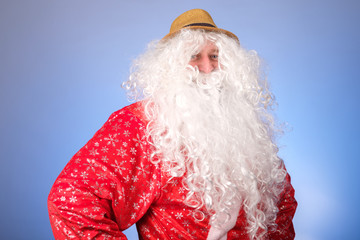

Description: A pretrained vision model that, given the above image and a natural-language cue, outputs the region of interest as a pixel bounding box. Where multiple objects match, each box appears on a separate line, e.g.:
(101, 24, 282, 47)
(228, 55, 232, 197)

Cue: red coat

(48, 102, 297, 239)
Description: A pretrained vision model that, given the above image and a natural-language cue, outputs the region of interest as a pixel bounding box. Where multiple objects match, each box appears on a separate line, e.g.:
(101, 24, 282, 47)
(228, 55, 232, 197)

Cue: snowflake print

(112, 123, 121, 131)
(80, 171, 88, 179)
(123, 175, 130, 183)
(139, 192, 151, 204)
(101, 155, 109, 163)
(170, 227, 179, 233)
(170, 179, 179, 186)
(54, 219, 61, 230)
(130, 147, 137, 155)
(141, 226, 150, 233)
(84, 158, 98, 172)
(175, 212, 183, 219)
(179, 187, 185, 194)
(131, 175, 139, 182)
(116, 147, 128, 158)
(124, 121, 131, 128)
(133, 133, 145, 150)
(117, 189, 124, 200)
(69, 196, 77, 203)
(110, 160, 126, 175)
(90, 181, 105, 195)
(89, 148, 99, 156)
(101, 146, 109, 153)
(182, 220, 190, 228)
(123, 130, 130, 137)
(96, 172, 107, 181)
(92, 206, 100, 212)
(136, 162, 150, 178)
(104, 134, 119, 147)
(133, 203, 139, 210)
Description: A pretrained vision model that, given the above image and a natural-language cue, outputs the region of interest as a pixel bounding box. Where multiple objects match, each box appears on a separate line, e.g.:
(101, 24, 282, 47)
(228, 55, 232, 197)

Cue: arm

(266, 173, 297, 240)
(48, 109, 161, 239)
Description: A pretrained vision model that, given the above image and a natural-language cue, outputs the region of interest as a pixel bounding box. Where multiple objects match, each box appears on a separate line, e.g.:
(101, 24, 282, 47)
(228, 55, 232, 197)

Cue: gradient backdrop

(1, 0, 359, 239)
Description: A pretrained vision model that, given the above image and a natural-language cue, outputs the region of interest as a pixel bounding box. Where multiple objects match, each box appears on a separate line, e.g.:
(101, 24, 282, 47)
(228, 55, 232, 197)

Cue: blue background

(1, 0, 359, 239)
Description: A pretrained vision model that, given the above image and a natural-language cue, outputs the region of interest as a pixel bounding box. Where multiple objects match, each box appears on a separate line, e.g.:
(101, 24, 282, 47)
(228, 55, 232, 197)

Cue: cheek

(212, 60, 219, 69)
(188, 61, 197, 68)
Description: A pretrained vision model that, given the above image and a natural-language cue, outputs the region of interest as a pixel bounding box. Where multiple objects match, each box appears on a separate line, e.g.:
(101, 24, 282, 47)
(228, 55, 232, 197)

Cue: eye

(191, 54, 199, 60)
(210, 54, 218, 60)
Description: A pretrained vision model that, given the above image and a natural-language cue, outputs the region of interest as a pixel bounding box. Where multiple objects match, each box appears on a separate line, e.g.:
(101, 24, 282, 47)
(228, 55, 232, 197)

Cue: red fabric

(48, 102, 297, 239)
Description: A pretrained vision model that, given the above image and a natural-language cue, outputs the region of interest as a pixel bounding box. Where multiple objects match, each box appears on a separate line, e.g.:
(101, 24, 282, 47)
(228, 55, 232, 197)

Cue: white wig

(123, 29, 286, 239)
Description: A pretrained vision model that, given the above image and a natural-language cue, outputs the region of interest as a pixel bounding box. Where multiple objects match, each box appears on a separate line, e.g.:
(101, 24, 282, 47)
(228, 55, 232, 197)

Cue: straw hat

(163, 9, 238, 41)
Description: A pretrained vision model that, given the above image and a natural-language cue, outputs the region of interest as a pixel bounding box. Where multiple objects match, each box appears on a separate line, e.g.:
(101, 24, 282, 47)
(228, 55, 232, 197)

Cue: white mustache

(187, 68, 225, 90)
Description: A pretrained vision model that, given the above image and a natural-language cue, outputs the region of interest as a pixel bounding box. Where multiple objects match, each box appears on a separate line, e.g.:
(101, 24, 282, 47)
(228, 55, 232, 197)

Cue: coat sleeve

(48, 109, 161, 240)
(266, 172, 297, 240)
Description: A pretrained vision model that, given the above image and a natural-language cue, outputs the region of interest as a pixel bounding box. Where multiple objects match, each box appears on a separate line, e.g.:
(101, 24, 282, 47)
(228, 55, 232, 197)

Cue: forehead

(199, 41, 218, 52)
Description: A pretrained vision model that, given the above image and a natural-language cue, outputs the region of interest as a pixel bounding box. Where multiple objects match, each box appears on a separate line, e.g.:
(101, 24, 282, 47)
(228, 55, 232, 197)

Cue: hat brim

(163, 25, 239, 42)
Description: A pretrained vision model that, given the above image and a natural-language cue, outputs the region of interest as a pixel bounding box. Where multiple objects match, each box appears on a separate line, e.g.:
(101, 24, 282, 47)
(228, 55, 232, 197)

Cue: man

(48, 9, 297, 240)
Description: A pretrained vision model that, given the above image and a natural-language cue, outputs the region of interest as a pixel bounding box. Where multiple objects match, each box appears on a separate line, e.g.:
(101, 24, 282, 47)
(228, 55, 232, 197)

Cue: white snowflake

(131, 175, 139, 182)
(101, 155, 109, 163)
(133, 203, 139, 210)
(136, 162, 150, 178)
(112, 123, 121, 131)
(89, 148, 99, 156)
(123, 130, 130, 137)
(130, 147, 137, 155)
(124, 121, 131, 127)
(182, 220, 190, 228)
(111, 160, 126, 174)
(92, 206, 100, 212)
(133, 133, 145, 150)
(116, 147, 128, 157)
(80, 171, 88, 179)
(175, 212, 183, 219)
(139, 192, 151, 204)
(84, 158, 98, 172)
(54, 218, 61, 230)
(104, 134, 119, 147)
(101, 146, 109, 153)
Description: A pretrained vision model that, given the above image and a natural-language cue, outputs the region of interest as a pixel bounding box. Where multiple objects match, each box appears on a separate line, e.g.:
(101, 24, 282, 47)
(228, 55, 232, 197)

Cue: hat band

(183, 23, 216, 28)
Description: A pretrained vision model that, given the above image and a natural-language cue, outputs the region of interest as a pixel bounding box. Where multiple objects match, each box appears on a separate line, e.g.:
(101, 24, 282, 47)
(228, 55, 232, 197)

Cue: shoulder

(106, 101, 148, 128)
(108, 101, 147, 125)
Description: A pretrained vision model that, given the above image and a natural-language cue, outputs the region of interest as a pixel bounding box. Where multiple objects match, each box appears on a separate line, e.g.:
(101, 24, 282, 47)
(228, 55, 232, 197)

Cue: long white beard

(147, 68, 257, 220)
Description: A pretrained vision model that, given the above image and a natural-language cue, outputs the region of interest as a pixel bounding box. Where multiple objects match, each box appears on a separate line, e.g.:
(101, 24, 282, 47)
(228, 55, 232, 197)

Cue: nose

(197, 57, 216, 74)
